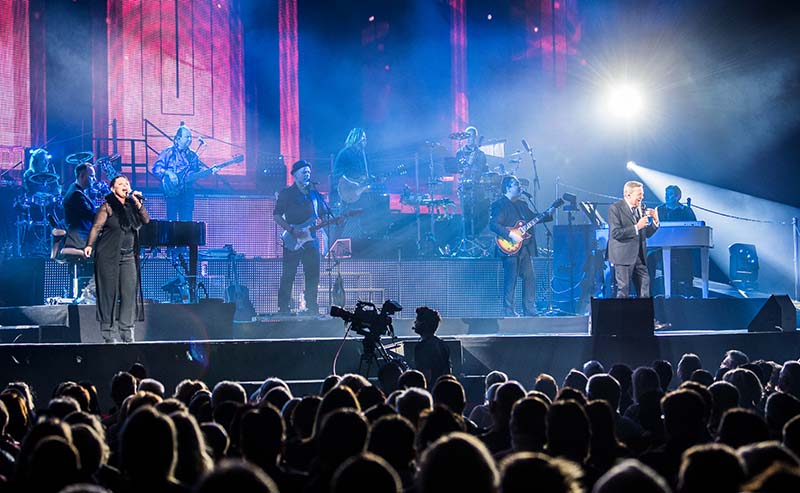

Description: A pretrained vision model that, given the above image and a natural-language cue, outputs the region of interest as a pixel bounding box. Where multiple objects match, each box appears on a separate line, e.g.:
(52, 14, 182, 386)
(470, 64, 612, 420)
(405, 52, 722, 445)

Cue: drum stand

(452, 194, 488, 258)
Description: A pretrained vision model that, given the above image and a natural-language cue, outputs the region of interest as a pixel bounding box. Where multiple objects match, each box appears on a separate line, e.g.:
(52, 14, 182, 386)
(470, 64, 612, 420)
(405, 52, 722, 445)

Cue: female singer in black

(84, 176, 149, 343)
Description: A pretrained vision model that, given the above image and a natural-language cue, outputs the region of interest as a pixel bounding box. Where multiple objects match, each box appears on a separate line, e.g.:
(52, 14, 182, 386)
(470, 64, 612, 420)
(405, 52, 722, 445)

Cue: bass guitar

(281, 210, 363, 252)
(495, 198, 565, 255)
(161, 154, 244, 197)
(337, 165, 407, 204)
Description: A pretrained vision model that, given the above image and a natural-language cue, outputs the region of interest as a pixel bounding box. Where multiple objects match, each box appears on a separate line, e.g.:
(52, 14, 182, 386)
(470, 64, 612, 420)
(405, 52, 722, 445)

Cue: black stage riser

(2, 297, 796, 343)
(2, 332, 799, 411)
(0, 339, 463, 411)
(0, 304, 236, 344)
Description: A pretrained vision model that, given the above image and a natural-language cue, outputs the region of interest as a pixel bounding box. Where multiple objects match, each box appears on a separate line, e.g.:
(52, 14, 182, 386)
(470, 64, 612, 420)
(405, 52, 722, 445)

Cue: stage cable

(331, 323, 353, 376)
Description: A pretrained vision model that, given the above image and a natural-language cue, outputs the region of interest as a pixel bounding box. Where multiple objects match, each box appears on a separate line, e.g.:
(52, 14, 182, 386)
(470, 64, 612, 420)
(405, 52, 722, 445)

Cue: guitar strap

(361, 148, 370, 178)
(311, 191, 320, 219)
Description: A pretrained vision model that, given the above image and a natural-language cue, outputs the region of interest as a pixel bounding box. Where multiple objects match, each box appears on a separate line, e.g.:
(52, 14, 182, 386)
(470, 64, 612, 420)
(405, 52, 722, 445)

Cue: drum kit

(399, 131, 530, 257)
(10, 150, 118, 257)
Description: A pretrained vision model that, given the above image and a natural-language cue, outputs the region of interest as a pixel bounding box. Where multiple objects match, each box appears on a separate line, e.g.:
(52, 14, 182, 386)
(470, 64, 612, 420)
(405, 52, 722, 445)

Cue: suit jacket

(490, 196, 537, 256)
(607, 199, 658, 265)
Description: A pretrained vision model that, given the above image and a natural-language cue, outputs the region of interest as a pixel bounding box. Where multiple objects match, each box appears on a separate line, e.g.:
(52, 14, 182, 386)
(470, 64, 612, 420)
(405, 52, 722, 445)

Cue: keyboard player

(649, 185, 697, 296)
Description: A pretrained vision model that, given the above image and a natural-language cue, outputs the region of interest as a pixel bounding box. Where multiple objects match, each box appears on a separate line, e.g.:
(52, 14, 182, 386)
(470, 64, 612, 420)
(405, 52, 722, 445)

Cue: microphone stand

(311, 181, 339, 314)
(523, 142, 540, 211)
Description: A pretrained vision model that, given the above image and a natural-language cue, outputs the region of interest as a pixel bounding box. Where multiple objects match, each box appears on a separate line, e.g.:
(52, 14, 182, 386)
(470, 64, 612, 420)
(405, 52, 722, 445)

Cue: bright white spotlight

(626, 161, 637, 170)
(606, 83, 645, 120)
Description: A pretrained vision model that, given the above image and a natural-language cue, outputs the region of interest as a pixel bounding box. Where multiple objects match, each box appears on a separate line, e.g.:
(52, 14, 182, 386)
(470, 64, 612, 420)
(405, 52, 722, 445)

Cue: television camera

(330, 300, 405, 376)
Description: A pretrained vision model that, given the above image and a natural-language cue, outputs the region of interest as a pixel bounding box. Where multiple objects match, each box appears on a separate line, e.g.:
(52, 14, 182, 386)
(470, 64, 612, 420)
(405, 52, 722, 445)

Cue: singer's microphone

(640, 203, 647, 220)
(309, 180, 320, 185)
(686, 197, 692, 208)
(521, 139, 532, 154)
(198, 137, 206, 146)
(130, 191, 145, 202)
(521, 190, 533, 199)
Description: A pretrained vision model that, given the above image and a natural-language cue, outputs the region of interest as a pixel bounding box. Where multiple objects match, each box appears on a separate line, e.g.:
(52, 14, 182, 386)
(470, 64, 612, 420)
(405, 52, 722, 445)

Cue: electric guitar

(281, 210, 363, 252)
(161, 154, 244, 197)
(495, 198, 564, 255)
(337, 165, 407, 204)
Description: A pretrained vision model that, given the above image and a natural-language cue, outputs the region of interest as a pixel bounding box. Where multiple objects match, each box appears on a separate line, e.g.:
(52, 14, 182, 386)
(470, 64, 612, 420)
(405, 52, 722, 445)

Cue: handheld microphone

(130, 191, 145, 202)
(521, 139, 532, 154)
(640, 203, 647, 221)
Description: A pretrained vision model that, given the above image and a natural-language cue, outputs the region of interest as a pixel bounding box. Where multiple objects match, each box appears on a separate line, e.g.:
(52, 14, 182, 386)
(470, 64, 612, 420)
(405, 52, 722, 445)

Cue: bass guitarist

(152, 124, 205, 220)
(489, 175, 539, 317)
(274, 160, 329, 316)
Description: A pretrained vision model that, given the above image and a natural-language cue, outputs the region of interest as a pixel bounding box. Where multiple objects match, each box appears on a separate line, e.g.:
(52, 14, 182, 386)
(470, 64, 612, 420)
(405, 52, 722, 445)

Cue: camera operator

(412, 306, 452, 387)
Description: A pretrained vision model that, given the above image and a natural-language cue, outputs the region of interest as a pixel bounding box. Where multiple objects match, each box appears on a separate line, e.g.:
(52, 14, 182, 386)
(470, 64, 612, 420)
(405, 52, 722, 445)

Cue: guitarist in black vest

(152, 124, 205, 220)
(274, 160, 328, 316)
(489, 176, 538, 317)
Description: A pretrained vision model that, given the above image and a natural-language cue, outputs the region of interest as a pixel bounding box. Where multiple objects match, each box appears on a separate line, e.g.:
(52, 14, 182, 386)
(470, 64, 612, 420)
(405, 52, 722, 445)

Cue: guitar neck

(184, 156, 242, 185)
(518, 217, 541, 235)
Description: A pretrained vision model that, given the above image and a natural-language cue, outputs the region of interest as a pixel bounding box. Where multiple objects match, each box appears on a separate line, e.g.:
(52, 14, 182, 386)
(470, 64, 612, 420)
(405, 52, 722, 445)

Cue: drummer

(23, 148, 60, 196)
(455, 126, 490, 240)
(455, 126, 488, 182)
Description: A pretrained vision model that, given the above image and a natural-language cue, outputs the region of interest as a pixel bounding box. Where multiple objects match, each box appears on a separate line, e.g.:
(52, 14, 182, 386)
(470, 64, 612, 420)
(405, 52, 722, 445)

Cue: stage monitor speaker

(591, 297, 654, 336)
(0, 258, 45, 307)
(747, 295, 797, 332)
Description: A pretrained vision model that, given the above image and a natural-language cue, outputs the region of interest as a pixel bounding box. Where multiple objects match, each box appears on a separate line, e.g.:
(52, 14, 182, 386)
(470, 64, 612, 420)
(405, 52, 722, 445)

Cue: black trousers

(614, 254, 651, 298)
(165, 189, 195, 221)
(278, 243, 320, 312)
(502, 249, 536, 314)
(100, 251, 137, 341)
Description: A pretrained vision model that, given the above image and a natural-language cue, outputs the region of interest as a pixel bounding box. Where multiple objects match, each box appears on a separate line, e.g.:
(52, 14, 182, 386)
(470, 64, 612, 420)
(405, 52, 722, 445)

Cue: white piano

(649, 221, 713, 298)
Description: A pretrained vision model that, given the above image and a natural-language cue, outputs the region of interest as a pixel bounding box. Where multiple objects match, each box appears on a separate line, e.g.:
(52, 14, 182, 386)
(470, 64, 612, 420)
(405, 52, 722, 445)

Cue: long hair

(28, 148, 51, 172)
(344, 128, 366, 148)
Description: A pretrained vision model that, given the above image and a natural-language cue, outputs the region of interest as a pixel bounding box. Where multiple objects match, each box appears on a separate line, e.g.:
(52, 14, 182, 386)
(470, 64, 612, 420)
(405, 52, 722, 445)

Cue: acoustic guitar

(495, 198, 564, 255)
(223, 246, 255, 321)
(337, 165, 407, 204)
(161, 154, 244, 197)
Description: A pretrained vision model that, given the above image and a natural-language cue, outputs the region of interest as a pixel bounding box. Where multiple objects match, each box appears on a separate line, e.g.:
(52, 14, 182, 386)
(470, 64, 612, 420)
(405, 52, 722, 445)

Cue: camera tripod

(357, 333, 395, 378)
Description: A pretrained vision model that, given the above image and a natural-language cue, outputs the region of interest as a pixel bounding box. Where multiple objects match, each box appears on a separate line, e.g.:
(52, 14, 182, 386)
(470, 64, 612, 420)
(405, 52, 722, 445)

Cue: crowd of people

(2, 348, 800, 493)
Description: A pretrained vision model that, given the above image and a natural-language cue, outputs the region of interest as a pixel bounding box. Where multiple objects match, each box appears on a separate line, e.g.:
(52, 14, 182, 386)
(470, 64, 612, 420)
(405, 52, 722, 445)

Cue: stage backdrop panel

(0, 0, 32, 169)
(106, 0, 246, 173)
(43, 258, 552, 318)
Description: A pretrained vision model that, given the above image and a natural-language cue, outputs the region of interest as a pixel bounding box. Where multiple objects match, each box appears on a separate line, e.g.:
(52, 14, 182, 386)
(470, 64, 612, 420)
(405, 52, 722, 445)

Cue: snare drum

(32, 192, 57, 207)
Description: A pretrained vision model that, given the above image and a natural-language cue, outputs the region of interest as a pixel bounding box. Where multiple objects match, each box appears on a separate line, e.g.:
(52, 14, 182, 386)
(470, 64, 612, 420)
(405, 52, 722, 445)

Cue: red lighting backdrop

(106, 0, 246, 176)
(0, 0, 32, 169)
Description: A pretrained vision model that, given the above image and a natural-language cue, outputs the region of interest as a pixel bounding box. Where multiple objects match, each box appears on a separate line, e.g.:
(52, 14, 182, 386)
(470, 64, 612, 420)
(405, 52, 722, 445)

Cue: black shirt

(414, 336, 452, 384)
(274, 184, 323, 226)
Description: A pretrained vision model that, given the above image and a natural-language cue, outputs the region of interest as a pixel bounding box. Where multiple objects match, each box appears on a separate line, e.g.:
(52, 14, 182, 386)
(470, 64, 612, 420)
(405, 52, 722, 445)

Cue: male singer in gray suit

(607, 181, 660, 297)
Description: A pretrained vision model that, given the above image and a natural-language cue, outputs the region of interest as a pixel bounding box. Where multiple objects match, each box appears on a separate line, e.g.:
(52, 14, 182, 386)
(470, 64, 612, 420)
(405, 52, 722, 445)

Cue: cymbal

(96, 153, 121, 164)
(448, 131, 471, 141)
(65, 151, 93, 165)
(28, 172, 59, 185)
